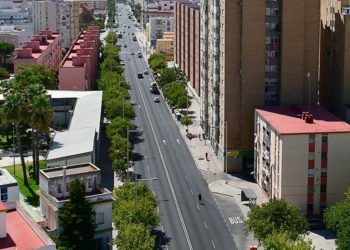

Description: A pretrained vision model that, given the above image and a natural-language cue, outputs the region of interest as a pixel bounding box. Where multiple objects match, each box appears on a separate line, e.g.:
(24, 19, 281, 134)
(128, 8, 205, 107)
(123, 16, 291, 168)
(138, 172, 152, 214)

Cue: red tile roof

(0, 210, 47, 250)
(256, 106, 350, 135)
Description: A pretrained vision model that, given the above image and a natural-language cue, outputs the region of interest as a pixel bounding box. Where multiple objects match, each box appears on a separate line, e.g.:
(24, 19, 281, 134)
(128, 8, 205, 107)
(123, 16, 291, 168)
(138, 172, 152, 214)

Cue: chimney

(305, 114, 314, 124)
(0, 201, 7, 238)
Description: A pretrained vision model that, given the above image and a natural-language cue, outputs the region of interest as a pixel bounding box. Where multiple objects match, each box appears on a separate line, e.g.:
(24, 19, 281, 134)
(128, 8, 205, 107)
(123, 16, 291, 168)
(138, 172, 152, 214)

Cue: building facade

(254, 106, 350, 216)
(0, 169, 19, 202)
(319, 0, 350, 122)
(200, 0, 320, 172)
(142, 10, 173, 31)
(13, 28, 61, 74)
(39, 163, 112, 249)
(156, 31, 174, 60)
(32, 0, 80, 49)
(146, 16, 174, 46)
(59, 26, 100, 91)
(175, 2, 200, 96)
(0, 25, 32, 47)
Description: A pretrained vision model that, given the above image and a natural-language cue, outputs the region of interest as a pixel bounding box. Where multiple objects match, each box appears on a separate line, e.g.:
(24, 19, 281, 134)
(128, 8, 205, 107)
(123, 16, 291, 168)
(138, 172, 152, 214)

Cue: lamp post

(12, 123, 15, 176)
(306, 72, 311, 112)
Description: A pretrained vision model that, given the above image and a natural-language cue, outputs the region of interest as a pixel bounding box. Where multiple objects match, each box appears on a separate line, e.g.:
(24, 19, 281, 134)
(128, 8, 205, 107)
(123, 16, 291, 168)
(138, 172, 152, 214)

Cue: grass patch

(6, 160, 46, 207)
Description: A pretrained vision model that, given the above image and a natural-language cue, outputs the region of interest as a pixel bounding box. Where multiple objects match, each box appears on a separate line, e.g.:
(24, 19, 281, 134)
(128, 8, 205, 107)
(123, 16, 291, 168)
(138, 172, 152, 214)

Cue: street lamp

(305, 72, 311, 112)
(12, 123, 15, 176)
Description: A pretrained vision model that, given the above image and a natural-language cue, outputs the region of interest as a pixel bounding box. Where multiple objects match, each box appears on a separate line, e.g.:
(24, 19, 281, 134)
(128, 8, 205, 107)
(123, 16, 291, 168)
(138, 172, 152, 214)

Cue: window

(322, 135, 328, 143)
(95, 213, 104, 224)
(308, 152, 315, 160)
(321, 152, 327, 160)
(88, 179, 92, 188)
(58, 184, 62, 194)
(309, 135, 315, 143)
(321, 185, 327, 193)
(1, 187, 8, 202)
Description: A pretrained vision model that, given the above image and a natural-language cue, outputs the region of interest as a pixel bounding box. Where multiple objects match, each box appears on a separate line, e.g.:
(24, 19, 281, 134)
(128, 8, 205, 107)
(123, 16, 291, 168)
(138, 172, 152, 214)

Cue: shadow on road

(152, 229, 171, 250)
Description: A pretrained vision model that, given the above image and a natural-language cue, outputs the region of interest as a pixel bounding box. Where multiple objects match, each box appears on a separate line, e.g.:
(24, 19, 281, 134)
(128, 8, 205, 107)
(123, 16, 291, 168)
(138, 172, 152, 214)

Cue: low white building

(0, 168, 19, 202)
(39, 163, 113, 249)
(254, 106, 350, 216)
(146, 16, 174, 46)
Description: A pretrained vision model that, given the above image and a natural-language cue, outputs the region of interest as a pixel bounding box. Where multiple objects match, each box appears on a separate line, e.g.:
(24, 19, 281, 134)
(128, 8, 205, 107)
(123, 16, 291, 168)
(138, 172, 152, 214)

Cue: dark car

(138, 72, 143, 79)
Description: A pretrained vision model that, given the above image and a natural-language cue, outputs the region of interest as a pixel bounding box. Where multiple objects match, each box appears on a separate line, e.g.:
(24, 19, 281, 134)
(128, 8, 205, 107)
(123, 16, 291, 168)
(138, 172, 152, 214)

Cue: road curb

(211, 191, 235, 198)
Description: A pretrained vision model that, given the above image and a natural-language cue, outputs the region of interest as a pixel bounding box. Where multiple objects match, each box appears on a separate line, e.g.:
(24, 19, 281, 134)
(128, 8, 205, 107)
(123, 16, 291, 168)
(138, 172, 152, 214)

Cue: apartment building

(0, 0, 34, 33)
(13, 28, 61, 74)
(254, 106, 350, 216)
(59, 26, 100, 91)
(319, 0, 350, 122)
(156, 31, 174, 60)
(0, 25, 32, 47)
(32, 0, 80, 49)
(39, 163, 112, 249)
(200, 0, 320, 172)
(0, 201, 56, 249)
(175, 2, 200, 96)
(146, 16, 174, 46)
(142, 10, 173, 30)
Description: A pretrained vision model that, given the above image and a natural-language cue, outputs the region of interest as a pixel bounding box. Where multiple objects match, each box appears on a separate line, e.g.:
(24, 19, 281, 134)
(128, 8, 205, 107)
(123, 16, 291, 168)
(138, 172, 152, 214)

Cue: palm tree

(1, 93, 29, 186)
(30, 94, 54, 183)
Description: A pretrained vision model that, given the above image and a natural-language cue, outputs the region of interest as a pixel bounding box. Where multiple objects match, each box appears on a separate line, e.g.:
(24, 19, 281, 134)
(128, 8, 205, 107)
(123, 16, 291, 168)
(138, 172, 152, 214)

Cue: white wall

(327, 133, 350, 205)
(46, 153, 93, 168)
(280, 135, 309, 214)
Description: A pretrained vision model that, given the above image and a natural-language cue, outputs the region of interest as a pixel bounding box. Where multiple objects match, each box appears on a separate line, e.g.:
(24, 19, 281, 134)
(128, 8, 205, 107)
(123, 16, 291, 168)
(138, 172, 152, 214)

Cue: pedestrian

(205, 152, 208, 161)
(198, 193, 202, 202)
(199, 133, 201, 140)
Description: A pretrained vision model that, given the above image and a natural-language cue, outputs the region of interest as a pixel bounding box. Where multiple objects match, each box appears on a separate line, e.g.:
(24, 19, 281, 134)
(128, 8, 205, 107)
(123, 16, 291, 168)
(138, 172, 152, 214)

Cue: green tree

(0, 42, 14, 66)
(114, 223, 155, 250)
(16, 64, 57, 90)
(324, 189, 350, 249)
(180, 116, 193, 126)
(106, 117, 133, 140)
(245, 198, 308, 243)
(159, 67, 186, 88)
(148, 53, 167, 73)
(59, 180, 96, 250)
(113, 182, 157, 205)
(105, 31, 118, 44)
(104, 99, 135, 120)
(263, 231, 314, 250)
(1, 92, 29, 186)
(0, 67, 9, 80)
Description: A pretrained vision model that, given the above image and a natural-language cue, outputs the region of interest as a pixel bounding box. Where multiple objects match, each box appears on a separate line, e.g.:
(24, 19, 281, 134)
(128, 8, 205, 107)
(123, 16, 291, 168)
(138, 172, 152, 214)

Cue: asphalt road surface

(115, 3, 237, 250)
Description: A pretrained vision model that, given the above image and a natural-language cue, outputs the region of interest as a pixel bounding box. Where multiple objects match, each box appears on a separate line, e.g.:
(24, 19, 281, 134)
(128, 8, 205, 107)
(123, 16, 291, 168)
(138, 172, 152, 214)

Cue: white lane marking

(204, 221, 208, 229)
(130, 59, 193, 250)
(157, 206, 160, 213)
(176, 139, 180, 144)
(196, 204, 200, 211)
(211, 240, 216, 249)
(163, 140, 166, 146)
(147, 165, 150, 172)
(190, 189, 193, 195)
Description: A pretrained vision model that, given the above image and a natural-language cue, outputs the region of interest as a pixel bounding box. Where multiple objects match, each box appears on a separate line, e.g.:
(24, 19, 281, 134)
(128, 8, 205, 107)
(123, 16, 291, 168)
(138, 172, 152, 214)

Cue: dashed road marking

(211, 240, 216, 249)
(190, 189, 194, 195)
(196, 204, 200, 211)
(204, 221, 208, 229)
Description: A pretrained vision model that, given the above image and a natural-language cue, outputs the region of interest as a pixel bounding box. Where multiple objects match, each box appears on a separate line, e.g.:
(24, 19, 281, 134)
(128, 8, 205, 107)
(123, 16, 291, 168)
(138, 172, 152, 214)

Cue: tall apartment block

(32, 0, 80, 49)
(174, 2, 200, 96)
(13, 29, 61, 74)
(59, 26, 100, 91)
(319, 0, 350, 122)
(200, 0, 320, 172)
(255, 106, 350, 215)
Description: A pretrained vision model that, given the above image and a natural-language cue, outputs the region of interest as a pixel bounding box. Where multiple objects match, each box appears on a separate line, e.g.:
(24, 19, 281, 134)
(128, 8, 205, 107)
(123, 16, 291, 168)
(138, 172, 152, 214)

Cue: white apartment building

(0, 168, 19, 202)
(0, 25, 32, 46)
(254, 106, 350, 216)
(0, 0, 34, 33)
(32, 0, 80, 48)
(146, 16, 174, 46)
(39, 163, 113, 249)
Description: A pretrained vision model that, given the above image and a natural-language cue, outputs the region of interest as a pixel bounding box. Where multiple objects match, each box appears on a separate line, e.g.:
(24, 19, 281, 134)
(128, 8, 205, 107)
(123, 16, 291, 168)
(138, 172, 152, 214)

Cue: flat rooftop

(256, 106, 350, 135)
(41, 163, 99, 179)
(0, 169, 18, 187)
(0, 202, 55, 249)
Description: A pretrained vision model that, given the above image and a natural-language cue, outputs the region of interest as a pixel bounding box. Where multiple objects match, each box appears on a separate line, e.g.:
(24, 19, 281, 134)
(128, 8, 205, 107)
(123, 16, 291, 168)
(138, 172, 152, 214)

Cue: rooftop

(46, 127, 95, 161)
(40, 163, 100, 179)
(256, 106, 350, 135)
(0, 169, 18, 187)
(0, 202, 56, 250)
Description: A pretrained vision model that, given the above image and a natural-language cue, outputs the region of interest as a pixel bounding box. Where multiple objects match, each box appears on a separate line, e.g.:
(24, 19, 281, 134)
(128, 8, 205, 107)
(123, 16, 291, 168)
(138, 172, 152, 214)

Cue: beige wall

(58, 67, 86, 91)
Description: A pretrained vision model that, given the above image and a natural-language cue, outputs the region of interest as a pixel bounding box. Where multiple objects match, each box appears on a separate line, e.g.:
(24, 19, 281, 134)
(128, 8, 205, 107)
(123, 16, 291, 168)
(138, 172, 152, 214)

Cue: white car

(120, 61, 125, 66)
(153, 97, 160, 103)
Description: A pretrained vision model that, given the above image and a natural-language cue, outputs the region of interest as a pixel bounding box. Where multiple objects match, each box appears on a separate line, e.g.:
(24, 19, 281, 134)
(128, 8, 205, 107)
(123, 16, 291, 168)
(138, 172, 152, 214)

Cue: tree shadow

(152, 229, 171, 250)
(132, 152, 144, 162)
(24, 184, 39, 207)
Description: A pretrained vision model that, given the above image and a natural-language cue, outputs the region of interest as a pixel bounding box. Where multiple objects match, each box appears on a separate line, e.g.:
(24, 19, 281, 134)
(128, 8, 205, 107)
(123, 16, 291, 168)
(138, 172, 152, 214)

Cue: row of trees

(98, 31, 135, 174)
(107, 0, 116, 28)
(245, 198, 313, 249)
(112, 182, 159, 249)
(130, 2, 142, 23)
(0, 65, 56, 185)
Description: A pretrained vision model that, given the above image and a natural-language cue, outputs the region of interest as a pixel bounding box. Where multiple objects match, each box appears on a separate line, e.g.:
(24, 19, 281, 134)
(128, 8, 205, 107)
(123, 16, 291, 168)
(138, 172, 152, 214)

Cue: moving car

(133, 36, 137, 41)
(153, 97, 160, 103)
(124, 44, 127, 48)
(144, 70, 148, 75)
(138, 52, 142, 58)
(120, 61, 125, 66)
(131, 51, 135, 55)
(138, 72, 143, 79)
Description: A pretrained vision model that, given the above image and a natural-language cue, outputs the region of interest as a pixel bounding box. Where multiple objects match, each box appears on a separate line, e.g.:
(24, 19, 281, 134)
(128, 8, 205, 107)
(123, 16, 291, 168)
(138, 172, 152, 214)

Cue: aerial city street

(0, 0, 349, 249)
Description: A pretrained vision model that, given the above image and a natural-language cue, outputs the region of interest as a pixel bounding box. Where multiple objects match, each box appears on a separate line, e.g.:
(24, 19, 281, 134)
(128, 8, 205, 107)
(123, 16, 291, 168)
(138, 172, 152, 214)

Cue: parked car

(120, 61, 125, 66)
(131, 51, 135, 55)
(144, 70, 148, 75)
(124, 44, 127, 48)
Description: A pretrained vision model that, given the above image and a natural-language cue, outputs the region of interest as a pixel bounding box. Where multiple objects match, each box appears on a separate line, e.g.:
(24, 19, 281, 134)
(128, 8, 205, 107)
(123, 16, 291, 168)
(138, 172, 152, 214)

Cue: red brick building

(175, 2, 200, 96)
